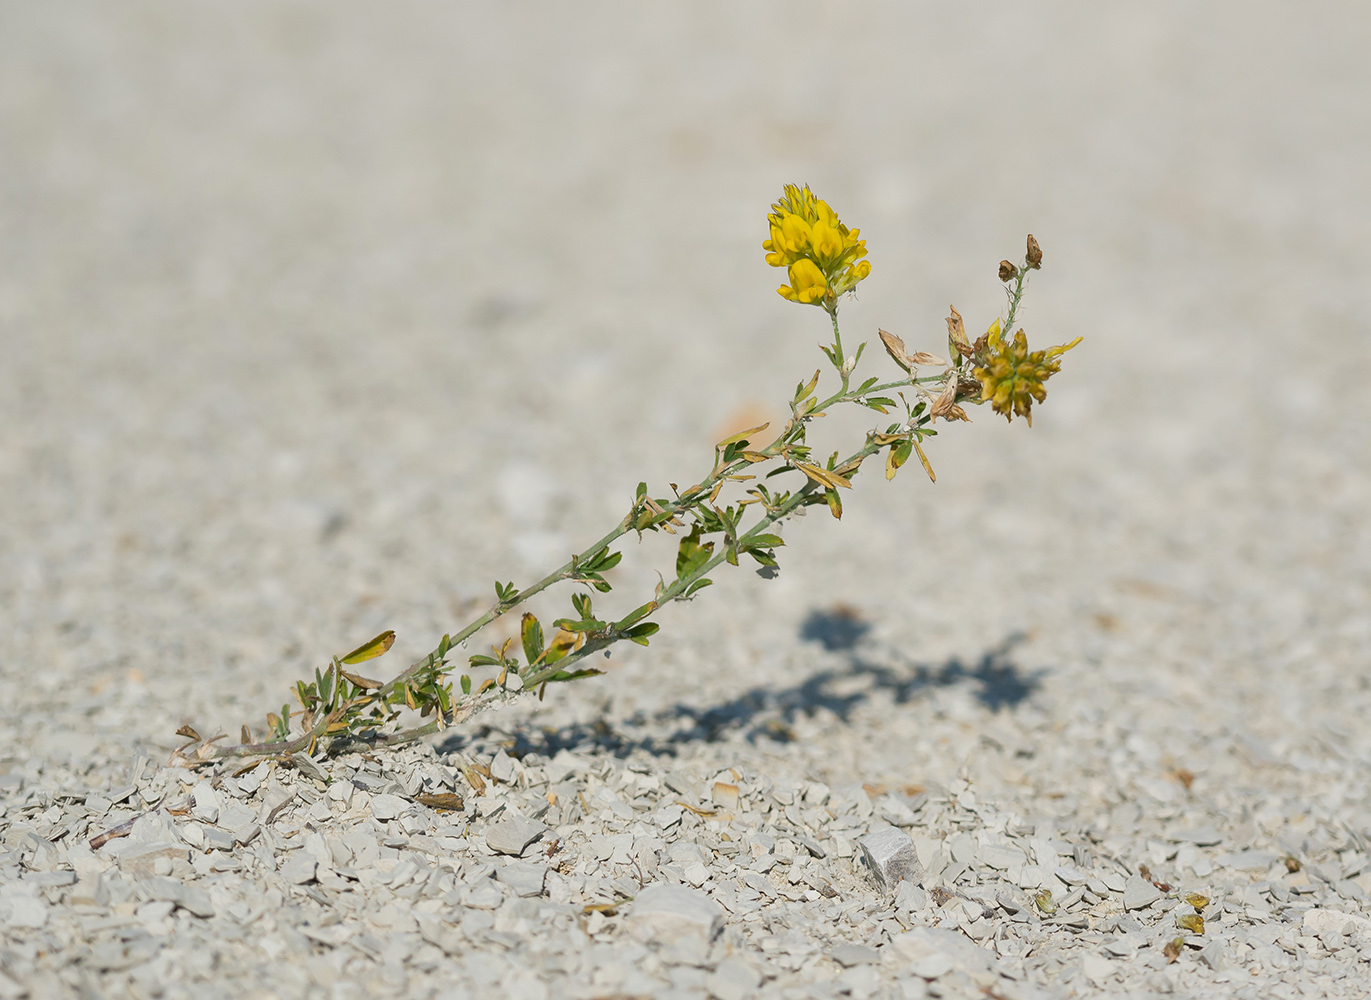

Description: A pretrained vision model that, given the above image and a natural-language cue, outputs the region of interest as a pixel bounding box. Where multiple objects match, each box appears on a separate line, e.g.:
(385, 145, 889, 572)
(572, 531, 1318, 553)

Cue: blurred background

(1, 3, 1367, 767)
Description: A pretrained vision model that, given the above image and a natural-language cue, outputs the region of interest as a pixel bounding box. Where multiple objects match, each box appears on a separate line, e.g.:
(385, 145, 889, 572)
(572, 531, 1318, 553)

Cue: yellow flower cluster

(763, 185, 871, 309)
(974, 321, 1082, 425)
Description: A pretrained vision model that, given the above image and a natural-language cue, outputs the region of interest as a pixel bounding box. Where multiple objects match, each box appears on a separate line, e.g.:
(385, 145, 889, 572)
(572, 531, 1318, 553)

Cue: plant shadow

(436, 611, 1046, 760)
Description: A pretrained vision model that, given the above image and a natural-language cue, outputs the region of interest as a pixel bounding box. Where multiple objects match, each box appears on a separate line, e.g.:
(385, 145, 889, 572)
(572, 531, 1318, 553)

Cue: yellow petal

(810, 220, 844, 261)
(787, 259, 827, 301)
(779, 214, 812, 254)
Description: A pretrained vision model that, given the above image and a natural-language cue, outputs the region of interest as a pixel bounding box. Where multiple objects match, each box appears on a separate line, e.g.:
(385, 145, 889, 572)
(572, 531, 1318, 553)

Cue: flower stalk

(173, 193, 1080, 768)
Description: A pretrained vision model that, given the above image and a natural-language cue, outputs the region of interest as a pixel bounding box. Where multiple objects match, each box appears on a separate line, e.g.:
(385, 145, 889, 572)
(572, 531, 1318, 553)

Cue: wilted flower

(763, 184, 871, 309)
(973, 320, 1082, 425)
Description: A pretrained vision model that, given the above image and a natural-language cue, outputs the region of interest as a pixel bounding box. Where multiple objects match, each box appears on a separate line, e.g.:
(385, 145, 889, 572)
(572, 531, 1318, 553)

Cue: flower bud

(998, 260, 1018, 282)
(1025, 234, 1043, 269)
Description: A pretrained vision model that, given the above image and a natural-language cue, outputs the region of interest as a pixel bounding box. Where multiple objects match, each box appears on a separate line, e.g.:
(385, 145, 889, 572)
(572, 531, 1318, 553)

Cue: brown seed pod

(1026, 234, 1043, 269)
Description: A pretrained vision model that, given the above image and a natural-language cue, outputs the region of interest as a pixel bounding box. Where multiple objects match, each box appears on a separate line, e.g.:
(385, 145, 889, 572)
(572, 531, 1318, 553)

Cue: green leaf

(624, 622, 660, 646)
(572, 592, 593, 620)
(675, 526, 715, 579)
(520, 613, 544, 667)
(437, 633, 451, 658)
(552, 617, 605, 633)
(615, 601, 658, 629)
(886, 439, 913, 480)
(684, 578, 713, 597)
(740, 533, 785, 550)
(460, 675, 472, 695)
(469, 654, 502, 667)
(581, 547, 622, 573)
(825, 487, 843, 519)
(746, 548, 779, 568)
(535, 667, 604, 685)
(340, 630, 396, 665)
(495, 581, 519, 603)
(542, 629, 578, 666)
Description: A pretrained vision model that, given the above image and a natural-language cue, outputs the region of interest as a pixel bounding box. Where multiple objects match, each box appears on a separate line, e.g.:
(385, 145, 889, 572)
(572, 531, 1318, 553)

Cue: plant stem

(520, 433, 888, 690)
(1003, 265, 1030, 334)
(829, 308, 848, 391)
(205, 312, 941, 762)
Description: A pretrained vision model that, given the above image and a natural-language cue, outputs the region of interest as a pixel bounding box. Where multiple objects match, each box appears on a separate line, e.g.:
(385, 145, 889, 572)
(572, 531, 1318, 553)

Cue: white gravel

(3, 4, 1370, 999)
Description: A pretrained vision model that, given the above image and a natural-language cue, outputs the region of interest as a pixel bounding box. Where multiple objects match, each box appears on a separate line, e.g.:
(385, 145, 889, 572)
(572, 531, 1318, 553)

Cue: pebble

(859, 827, 923, 892)
(706, 956, 762, 1000)
(369, 793, 407, 821)
(628, 883, 724, 944)
(485, 815, 546, 856)
(1122, 874, 1163, 910)
(1168, 826, 1224, 846)
(279, 855, 317, 885)
(831, 943, 881, 967)
(495, 862, 547, 897)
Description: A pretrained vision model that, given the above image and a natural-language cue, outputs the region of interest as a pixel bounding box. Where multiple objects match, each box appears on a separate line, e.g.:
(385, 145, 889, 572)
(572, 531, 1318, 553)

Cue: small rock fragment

(495, 862, 547, 898)
(289, 753, 329, 783)
(705, 956, 761, 1000)
(712, 782, 739, 812)
(890, 927, 999, 980)
(175, 884, 215, 918)
(369, 794, 407, 822)
(0, 892, 48, 930)
(485, 815, 546, 856)
(1123, 875, 1162, 910)
(280, 855, 318, 885)
(895, 881, 927, 911)
(1197, 940, 1227, 971)
(1081, 953, 1112, 984)
(859, 827, 923, 892)
(1167, 826, 1223, 846)
(489, 750, 518, 785)
(628, 883, 724, 946)
(1304, 908, 1371, 938)
(190, 782, 220, 824)
(831, 943, 881, 967)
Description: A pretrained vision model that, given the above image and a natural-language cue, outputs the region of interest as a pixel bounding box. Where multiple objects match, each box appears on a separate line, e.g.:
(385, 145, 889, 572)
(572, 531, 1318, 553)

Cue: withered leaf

(929, 377, 963, 421)
(879, 329, 948, 372)
(416, 792, 464, 811)
(340, 630, 396, 665)
(716, 422, 769, 448)
(946, 305, 970, 353)
(795, 462, 852, 490)
(879, 328, 914, 371)
(339, 668, 382, 690)
(908, 351, 949, 367)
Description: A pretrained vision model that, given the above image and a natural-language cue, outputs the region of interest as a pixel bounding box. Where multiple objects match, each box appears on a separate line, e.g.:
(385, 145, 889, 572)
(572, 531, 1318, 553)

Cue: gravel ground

(3, 4, 1370, 999)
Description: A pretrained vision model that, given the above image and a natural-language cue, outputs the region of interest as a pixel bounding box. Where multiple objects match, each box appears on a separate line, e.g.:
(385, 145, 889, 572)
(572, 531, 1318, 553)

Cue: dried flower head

(973, 320, 1082, 425)
(763, 184, 871, 309)
(1026, 234, 1043, 269)
(998, 260, 1018, 282)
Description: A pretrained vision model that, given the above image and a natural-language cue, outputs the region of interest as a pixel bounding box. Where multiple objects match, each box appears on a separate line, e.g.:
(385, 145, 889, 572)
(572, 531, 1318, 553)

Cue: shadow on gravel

(437, 618, 1045, 761)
